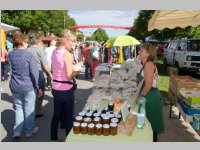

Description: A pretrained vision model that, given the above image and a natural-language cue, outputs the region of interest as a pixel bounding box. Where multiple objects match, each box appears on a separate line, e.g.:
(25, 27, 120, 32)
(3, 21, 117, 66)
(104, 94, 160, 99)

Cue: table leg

(178, 111, 181, 119)
(169, 102, 172, 118)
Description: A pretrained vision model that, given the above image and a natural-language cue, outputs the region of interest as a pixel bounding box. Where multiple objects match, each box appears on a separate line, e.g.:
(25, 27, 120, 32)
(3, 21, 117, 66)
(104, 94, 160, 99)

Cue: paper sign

(121, 101, 130, 123)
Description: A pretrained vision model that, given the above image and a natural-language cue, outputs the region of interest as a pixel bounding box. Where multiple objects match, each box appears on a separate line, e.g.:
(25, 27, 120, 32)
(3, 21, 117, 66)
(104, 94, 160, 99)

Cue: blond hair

(140, 43, 157, 61)
(59, 29, 76, 41)
(56, 29, 77, 47)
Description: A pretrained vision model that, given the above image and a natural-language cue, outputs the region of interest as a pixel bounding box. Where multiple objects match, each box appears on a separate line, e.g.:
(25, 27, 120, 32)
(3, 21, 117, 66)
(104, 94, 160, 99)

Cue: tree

(128, 10, 155, 40)
(128, 10, 200, 41)
(77, 34, 84, 42)
(92, 28, 109, 42)
(1, 10, 77, 36)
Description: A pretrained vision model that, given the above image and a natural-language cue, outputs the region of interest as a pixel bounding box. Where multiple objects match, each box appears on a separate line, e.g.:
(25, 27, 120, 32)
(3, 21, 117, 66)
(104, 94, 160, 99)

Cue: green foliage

(77, 33, 84, 42)
(128, 10, 200, 41)
(128, 10, 155, 40)
(91, 28, 109, 42)
(1, 10, 76, 36)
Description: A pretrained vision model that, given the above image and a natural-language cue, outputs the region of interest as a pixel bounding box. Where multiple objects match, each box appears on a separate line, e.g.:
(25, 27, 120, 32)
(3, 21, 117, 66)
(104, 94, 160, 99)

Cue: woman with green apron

(137, 43, 164, 142)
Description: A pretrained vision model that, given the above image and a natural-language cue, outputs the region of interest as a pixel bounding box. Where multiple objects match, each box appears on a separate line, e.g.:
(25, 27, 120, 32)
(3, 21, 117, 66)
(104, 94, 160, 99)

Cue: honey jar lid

(111, 118, 119, 123)
(83, 117, 91, 122)
(93, 113, 100, 117)
(103, 124, 110, 128)
(81, 123, 87, 127)
(101, 113, 107, 118)
(79, 112, 86, 116)
(102, 115, 109, 120)
(88, 123, 95, 128)
(94, 117, 101, 121)
(73, 122, 80, 126)
(86, 112, 92, 117)
(96, 124, 103, 128)
(108, 114, 115, 118)
(75, 116, 82, 120)
(117, 114, 122, 118)
(110, 122, 117, 127)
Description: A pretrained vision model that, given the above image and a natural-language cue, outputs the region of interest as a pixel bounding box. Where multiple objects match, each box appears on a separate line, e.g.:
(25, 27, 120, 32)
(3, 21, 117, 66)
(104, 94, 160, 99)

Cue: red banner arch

(69, 25, 136, 30)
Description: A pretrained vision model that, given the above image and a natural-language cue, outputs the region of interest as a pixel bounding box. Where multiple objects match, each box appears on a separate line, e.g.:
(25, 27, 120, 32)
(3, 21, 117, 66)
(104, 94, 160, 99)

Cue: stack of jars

(73, 102, 122, 136)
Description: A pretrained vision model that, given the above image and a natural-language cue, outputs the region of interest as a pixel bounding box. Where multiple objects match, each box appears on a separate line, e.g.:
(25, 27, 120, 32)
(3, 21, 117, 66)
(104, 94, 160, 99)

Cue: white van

(164, 39, 200, 72)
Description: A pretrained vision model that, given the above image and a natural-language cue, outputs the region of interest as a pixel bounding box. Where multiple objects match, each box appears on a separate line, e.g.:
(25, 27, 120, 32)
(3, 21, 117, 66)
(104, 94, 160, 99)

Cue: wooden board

(117, 113, 136, 136)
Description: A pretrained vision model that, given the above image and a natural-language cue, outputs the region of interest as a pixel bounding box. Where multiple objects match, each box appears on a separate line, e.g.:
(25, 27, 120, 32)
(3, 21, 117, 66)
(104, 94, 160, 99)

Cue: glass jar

(93, 117, 101, 124)
(108, 102, 114, 111)
(110, 123, 118, 136)
(86, 112, 92, 118)
(93, 113, 100, 118)
(83, 117, 92, 123)
(108, 114, 115, 120)
(75, 116, 83, 123)
(79, 111, 86, 118)
(102, 115, 110, 125)
(103, 124, 110, 136)
(111, 118, 119, 124)
(95, 124, 102, 136)
(81, 123, 88, 134)
(73, 122, 81, 134)
(88, 123, 95, 135)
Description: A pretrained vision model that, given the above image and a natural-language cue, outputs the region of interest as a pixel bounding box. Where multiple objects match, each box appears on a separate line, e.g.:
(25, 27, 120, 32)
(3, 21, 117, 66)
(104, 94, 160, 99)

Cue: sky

(68, 10, 139, 37)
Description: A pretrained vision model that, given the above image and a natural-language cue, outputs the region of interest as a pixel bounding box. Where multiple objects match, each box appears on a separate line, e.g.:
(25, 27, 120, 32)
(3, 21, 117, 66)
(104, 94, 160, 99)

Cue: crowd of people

(1, 29, 164, 142)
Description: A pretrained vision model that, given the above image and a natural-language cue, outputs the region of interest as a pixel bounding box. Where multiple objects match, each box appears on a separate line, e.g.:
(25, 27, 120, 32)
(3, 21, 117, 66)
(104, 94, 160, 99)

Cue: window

(187, 40, 200, 51)
(179, 41, 187, 51)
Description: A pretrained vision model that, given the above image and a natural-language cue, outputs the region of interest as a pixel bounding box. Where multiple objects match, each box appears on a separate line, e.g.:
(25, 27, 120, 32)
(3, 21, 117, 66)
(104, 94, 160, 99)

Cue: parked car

(164, 39, 200, 72)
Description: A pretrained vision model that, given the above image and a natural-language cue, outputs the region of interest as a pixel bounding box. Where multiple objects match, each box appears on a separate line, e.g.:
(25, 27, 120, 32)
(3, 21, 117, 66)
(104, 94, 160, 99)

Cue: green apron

(137, 72, 164, 133)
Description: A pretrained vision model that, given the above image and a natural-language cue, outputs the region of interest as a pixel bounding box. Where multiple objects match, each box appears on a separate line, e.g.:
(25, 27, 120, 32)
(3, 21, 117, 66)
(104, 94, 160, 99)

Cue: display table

(66, 99, 153, 142)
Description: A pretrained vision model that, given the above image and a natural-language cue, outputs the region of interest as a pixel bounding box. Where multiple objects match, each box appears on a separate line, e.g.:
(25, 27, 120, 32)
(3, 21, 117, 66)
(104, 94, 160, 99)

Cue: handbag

(53, 79, 77, 90)
(92, 49, 100, 60)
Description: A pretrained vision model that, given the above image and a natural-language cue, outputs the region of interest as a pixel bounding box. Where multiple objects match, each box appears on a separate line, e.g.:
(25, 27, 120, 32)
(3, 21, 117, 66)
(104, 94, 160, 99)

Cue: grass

(155, 59, 200, 102)
(156, 60, 170, 101)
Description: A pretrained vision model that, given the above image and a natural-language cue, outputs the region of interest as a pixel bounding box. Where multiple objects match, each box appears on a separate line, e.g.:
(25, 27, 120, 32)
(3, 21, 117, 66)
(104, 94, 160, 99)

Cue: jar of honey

(103, 124, 110, 136)
(88, 123, 95, 135)
(73, 122, 81, 134)
(93, 113, 100, 118)
(111, 118, 119, 124)
(108, 102, 114, 111)
(83, 117, 92, 123)
(110, 123, 118, 136)
(102, 115, 110, 124)
(95, 124, 102, 136)
(86, 112, 92, 118)
(81, 123, 88, 134)
(79, 111, 86, 118)
(75, 116, 83, 123)
(93, 117, 101, 124)
(108, 114, 115, 120)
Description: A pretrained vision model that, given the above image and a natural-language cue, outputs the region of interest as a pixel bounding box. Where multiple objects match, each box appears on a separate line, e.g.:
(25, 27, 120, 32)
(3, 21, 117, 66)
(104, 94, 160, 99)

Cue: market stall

(66, 59, 153, 142)
(104, 35, 140, 64)
(168, 74, 200, 135)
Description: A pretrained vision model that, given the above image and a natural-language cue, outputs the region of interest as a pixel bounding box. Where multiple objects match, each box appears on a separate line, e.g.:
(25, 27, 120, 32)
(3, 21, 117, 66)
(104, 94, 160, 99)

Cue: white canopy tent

(1, 22, 20, 32)
(148, 10, 200, 31)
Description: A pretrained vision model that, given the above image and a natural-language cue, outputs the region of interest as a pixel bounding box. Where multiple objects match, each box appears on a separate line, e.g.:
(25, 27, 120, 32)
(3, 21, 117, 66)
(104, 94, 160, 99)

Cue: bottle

(136, 95, 146, 129)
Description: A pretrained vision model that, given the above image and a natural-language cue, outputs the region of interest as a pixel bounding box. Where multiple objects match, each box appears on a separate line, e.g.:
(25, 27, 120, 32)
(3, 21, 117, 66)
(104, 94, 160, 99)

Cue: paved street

(1, 73, 200, 142)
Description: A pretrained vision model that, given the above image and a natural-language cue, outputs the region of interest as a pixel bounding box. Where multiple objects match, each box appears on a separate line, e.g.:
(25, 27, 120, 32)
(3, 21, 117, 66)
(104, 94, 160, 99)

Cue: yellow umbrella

(0, 28, 7, 52)
(148, 10, 200, 31)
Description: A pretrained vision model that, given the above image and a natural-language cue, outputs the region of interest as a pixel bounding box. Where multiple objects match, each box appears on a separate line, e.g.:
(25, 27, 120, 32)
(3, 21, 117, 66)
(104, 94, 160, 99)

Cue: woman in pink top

(50, 29, 79, 141)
